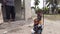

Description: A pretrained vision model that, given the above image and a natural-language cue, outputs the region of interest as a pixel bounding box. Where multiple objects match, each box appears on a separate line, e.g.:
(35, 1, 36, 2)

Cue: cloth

(3, 0, 15, 6)
(33, 24, 43, 34)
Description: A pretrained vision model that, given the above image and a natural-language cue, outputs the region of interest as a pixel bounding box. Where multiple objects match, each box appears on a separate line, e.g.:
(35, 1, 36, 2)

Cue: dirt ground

(42, 19, 60, 34)
(0, 19, 59, 34)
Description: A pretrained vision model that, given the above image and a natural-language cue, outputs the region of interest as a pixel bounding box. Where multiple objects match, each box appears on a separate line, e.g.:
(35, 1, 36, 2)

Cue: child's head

(34, 18, 42, 25)
(34, 18, 39, 25)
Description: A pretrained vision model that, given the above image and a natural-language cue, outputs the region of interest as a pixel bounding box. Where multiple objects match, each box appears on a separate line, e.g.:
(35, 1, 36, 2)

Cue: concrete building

(0, 0, 32, 21)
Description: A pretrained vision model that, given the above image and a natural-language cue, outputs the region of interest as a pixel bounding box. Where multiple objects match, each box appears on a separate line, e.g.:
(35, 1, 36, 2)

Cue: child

(33, 18, 43, 34)
(33, 10, 43, 34)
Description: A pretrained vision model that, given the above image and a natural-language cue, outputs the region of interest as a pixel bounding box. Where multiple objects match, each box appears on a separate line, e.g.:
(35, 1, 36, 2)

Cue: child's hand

(38, 24, 42, 27)
(38, 24, 44, 28)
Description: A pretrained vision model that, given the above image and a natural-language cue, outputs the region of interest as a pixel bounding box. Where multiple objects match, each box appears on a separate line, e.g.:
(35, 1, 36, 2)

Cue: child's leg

(33, 24, 38, 32)
(38, 25, 43, 34)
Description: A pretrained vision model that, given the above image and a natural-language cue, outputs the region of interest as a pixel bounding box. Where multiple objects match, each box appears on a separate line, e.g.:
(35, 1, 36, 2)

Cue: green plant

(46, 0, 58, 14)
(34, 0, 40, 13)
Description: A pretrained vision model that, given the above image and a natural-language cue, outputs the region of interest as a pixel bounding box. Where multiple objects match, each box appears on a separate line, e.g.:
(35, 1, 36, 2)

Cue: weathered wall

(15, 0, 25, 20)
(24, 0, 32, 20)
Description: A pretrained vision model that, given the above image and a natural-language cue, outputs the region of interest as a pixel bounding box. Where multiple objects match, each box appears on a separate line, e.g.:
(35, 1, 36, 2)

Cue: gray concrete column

(24, 0, 32, 21)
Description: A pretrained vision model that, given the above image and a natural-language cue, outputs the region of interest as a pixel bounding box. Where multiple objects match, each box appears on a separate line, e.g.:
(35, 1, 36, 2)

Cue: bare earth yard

(0, 17, 60, 34)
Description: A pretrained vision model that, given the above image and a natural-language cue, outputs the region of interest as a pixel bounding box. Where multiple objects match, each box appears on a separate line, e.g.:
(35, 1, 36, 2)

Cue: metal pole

(43, 0, 44, 26)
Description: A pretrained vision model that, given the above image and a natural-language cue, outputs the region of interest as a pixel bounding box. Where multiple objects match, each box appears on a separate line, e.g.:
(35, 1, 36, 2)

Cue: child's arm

(34, 19, 39, 25)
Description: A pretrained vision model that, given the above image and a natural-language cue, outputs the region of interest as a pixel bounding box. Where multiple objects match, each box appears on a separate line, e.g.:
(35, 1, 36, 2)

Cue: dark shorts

(5, 5, 15, 20)
(33, 25, 43, 34)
